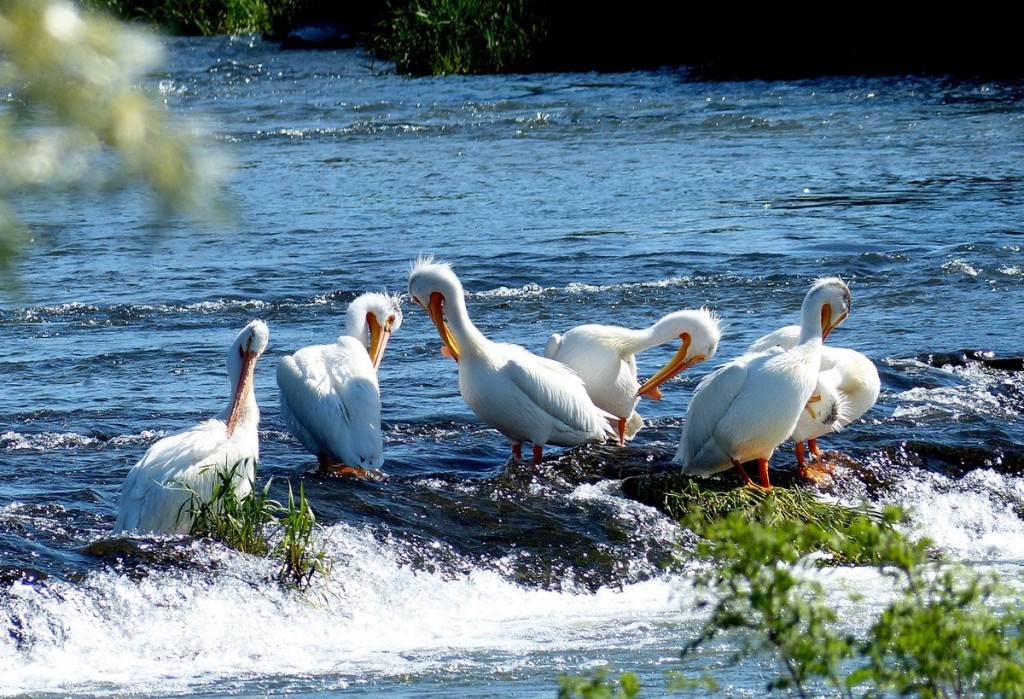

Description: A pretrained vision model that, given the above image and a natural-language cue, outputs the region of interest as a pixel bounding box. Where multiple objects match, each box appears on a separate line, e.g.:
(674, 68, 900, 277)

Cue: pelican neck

(444, 287, 492, 359)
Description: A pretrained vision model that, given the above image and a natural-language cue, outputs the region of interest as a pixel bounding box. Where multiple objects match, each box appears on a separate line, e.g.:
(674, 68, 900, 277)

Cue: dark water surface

(2, 35, 1024, 697)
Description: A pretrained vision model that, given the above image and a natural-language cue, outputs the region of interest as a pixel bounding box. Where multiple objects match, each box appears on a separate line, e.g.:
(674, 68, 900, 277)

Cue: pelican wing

(678, 359, 751, 471)
(687, 361, 750, 440)
(277, 338, 383, 469)
(542, 326, 640, 419)
(501, 346, 613, 444)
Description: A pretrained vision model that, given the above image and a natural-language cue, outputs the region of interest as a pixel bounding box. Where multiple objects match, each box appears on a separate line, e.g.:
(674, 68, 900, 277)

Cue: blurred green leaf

(0, 0, 227, 290)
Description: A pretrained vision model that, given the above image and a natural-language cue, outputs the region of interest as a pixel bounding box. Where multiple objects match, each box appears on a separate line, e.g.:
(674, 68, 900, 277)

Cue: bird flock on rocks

(114, 255, 879, 534)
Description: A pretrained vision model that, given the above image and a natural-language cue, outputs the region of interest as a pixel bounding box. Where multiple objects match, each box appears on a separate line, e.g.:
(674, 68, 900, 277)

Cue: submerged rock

(920, 349, 1024, 372)
(281, 22, 355, 50)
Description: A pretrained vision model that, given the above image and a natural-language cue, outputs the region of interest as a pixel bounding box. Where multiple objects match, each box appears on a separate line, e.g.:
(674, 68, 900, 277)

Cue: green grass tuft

(665, 480, 899, 566)
(368, 0, 544, 75)
(273, 481, 332, 589)
(187, 462, 276, 555)
(184, 462, 331, 590)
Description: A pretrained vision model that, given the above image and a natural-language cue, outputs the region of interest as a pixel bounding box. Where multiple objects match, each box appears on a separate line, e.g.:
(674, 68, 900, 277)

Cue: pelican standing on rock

(114, 319, 270, 535)
(544, 309, 721, 445)
(276, 292, 403, 477)
(407, 255, 614, 465)
(674, 277, 852, 489)
(748, 325, 880, 475)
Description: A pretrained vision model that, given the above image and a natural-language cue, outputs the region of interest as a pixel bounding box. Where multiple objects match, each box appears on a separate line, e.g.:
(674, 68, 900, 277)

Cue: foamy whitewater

(5, 484, 1024, 696)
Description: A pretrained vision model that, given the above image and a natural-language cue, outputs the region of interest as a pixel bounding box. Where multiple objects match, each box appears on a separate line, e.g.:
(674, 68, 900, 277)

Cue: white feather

(748, 324, 880, 447)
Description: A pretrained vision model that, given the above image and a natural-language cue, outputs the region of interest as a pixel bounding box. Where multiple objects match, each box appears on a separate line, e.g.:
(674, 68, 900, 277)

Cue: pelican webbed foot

(795, 448, 834, 485)
(317, 454, 383, 480)
(732, 458, 772, 489)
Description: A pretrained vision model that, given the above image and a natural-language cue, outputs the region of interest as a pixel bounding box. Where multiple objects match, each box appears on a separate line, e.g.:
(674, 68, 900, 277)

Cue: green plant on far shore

(84, 0, 303, 37)
(184, 463, 330, 590)
(369, 0, 543, 75)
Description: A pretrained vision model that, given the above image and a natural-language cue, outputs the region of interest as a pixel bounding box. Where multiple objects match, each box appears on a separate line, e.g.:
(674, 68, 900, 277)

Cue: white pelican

(543, 309, 721, 445)
(276, 292, 403, 477)
(407, 255, 614, 465)
(748, 324, 880, 474)
(114, 319, 270, 535)
(673, 277, 852, 488)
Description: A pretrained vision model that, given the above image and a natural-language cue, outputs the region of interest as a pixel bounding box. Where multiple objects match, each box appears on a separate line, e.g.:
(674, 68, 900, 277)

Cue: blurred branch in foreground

(0, 0, 227, 290)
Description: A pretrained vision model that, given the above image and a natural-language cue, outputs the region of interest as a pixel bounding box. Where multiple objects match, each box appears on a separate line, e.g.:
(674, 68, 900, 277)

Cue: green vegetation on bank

(368, 0, 542, 75)
(86, 0, 547, 74)
(84, 0, 303, 38)
(86, 0, 545, 74)
(83, 0, 1024, 78)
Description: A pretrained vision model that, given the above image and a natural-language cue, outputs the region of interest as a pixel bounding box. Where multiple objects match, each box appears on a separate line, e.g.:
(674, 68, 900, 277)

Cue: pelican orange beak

(804, 393, 822, 420)
(636, 333, 705, 400)
(820, 304, 848, 342)
(426, 291, 460, 363)
(225, 340, 259, 439)
(366, 312, 396, 371)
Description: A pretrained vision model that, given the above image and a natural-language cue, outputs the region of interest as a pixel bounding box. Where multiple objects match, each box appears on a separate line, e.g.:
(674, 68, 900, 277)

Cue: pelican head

(346, 291, 404, 370)
(407, 254, 462, 362)
(803, 277, 852, 342)
(225, 319, 269, 438)
(637, 308, 722, 399)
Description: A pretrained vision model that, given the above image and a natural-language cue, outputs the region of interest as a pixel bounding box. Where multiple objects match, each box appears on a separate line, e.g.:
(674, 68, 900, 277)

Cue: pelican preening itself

(544, 309, 721, 445)
(748, 325, 880, 474)
(673, 277, 852, 489)
(114, 319, 269, 535)
(407, 255, 614, 465)
(277, 292, 403, 477)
